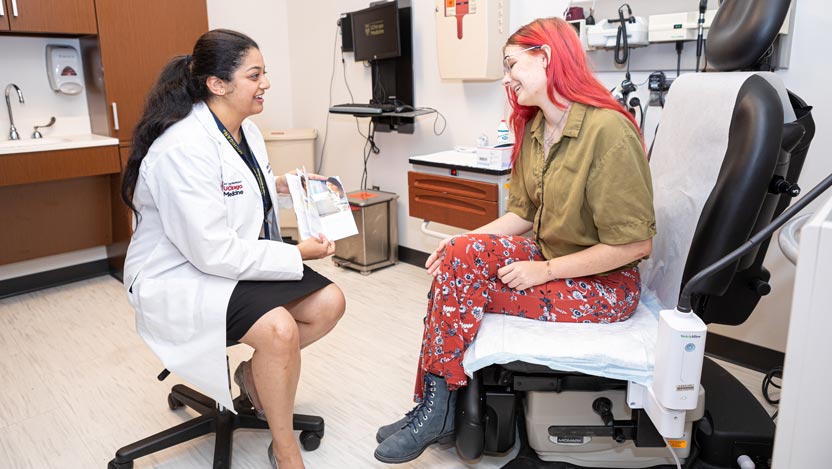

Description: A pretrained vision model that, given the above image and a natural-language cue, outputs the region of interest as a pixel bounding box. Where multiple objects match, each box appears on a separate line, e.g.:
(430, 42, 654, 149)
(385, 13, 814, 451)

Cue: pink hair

(504, 17, 642, 165)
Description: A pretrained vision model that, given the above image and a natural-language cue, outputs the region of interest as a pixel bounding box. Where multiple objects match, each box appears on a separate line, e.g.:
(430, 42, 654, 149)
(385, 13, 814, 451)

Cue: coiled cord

(614, 4, 633, 65)
(762, 365, 783, 421)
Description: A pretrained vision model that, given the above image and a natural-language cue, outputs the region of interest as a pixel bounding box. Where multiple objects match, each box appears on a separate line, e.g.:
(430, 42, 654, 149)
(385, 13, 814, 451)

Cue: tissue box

(476, 145, 513, 168)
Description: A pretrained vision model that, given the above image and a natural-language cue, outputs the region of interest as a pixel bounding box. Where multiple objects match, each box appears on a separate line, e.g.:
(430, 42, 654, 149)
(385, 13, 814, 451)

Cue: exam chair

(108, 342, 325, 469)
(453, 1, 815, 468)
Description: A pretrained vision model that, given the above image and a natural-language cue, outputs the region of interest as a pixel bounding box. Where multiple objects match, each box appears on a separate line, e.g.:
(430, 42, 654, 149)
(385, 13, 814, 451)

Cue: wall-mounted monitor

(351, 1, 401, 62)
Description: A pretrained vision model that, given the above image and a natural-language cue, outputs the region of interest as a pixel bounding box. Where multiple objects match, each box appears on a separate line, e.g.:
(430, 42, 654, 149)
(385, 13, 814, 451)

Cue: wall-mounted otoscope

(695, 0, 708, 72)
(611, 3, 635, 65)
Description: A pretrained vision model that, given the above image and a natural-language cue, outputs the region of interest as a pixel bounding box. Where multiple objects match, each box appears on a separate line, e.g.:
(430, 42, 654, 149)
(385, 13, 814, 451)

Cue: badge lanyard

(211, 111, 272, 239)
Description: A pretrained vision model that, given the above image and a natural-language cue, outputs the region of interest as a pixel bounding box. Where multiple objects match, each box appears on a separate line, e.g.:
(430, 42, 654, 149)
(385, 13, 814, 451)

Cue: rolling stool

(108, 342, 325, 468)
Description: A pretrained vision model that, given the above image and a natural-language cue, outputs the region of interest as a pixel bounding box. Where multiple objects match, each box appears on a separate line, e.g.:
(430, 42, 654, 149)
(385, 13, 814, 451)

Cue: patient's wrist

(545, 259, 556, 280)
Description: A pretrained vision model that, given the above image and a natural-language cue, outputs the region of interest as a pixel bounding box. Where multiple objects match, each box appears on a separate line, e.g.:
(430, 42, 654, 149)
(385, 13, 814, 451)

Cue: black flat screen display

(351, 1, 400, 61)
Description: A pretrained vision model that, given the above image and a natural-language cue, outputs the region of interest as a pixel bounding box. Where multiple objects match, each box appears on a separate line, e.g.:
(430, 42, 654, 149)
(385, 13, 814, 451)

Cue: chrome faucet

(5, 84, 24, 141)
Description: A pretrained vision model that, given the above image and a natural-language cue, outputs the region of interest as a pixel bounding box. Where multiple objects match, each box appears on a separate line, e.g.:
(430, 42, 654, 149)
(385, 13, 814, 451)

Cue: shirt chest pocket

(551, 140, 584, 176)
(540, 159, 578, 214)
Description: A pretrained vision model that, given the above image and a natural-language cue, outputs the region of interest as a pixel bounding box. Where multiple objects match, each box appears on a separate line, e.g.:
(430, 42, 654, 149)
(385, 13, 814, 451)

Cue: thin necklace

(543, 104, 572, 149)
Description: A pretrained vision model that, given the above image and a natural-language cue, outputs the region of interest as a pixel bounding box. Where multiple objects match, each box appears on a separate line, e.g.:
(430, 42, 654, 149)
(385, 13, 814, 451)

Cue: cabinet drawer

(409, 187, 498, 230)
(408, 171, 498, 202)
(6, 0, 97, 34)
(0, 176, 112, 265)
(0, 146, 120, 187)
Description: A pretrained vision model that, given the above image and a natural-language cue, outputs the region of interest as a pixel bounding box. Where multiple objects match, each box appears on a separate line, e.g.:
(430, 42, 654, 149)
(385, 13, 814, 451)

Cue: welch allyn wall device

(652, 306, 708, 410)
(651, 171, 832, 413)
(46, 45, 84, 95)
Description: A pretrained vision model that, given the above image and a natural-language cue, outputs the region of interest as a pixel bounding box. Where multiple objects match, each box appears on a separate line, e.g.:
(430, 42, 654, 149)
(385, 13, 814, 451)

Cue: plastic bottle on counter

(496, 119, 510, 145)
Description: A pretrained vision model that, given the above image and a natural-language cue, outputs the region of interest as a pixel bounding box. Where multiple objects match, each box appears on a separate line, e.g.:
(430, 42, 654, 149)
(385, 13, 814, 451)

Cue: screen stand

(370, 4, 414, 133)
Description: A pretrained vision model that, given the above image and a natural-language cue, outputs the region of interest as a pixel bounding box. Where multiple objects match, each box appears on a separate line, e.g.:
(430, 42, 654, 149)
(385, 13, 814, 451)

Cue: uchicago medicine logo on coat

(222, 180, 244, 197)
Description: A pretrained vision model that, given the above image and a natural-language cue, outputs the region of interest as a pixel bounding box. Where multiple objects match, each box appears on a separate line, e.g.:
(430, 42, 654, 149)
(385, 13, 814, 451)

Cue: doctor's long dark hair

(121, 29, 259, 215)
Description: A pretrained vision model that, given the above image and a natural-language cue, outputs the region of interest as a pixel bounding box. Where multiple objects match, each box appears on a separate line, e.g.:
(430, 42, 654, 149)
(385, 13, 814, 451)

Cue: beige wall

(206, 0, 294, 131)
(210, 0, 830, 354)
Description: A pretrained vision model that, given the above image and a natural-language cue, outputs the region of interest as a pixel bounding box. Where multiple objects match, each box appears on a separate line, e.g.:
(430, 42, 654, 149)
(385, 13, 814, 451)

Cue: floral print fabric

(414, 234, 641, 400)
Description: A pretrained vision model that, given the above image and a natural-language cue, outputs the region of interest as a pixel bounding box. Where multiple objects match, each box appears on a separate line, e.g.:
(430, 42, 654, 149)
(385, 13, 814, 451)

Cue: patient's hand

(425, 236, 456, 276)
(497, 260, 550, 291)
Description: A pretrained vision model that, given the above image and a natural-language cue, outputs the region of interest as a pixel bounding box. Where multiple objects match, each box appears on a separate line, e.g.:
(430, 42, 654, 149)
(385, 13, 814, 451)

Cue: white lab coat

(123, 102, 302, 410)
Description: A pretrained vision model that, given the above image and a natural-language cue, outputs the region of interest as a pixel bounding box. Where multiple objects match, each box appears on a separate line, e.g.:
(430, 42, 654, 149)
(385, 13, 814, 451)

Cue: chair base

(498, 410, 677, 469)
(108, 383, 324, 469)
(488, 358, 774, 469)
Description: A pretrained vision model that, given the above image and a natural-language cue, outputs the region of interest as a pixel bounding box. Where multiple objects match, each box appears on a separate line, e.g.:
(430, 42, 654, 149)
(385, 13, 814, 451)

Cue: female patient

(122, 29, 344, 469)
(374, 17, 656, 464)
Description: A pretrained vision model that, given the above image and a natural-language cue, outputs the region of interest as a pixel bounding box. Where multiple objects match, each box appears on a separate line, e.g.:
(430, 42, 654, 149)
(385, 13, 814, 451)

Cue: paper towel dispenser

(435, 0, 509, 81)
(45, 45, 84, 95)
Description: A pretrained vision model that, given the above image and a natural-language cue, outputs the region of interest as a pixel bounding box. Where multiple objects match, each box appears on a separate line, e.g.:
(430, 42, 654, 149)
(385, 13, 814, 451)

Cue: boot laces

(407, 379, 437, 434)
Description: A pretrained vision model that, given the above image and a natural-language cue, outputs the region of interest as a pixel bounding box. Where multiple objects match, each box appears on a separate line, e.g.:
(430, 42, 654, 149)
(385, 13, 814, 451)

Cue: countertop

(410, 150, 512, 176)
(0, 134, 119, 156)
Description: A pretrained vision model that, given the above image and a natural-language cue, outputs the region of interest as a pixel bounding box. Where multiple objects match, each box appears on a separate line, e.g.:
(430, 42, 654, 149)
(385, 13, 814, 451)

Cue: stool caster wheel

(299, 430, 322, 451)
(167, 393, 183, 410)
(108, 459, 133, 469)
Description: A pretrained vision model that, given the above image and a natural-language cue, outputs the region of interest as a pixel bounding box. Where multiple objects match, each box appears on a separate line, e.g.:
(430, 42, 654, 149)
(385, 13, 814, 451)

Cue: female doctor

(121, 29, 344, 469)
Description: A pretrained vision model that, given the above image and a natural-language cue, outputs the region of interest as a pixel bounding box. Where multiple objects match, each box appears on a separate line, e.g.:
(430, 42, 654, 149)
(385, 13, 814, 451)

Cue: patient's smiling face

(502, 44, 549, 107)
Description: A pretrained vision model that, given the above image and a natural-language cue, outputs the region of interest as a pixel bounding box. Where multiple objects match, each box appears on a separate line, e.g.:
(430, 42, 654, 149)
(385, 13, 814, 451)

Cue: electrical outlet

(372, 185, 380, 191)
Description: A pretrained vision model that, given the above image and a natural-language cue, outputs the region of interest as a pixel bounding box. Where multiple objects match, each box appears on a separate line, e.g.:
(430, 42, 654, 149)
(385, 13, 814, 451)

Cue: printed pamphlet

(285, 168, 358, 241)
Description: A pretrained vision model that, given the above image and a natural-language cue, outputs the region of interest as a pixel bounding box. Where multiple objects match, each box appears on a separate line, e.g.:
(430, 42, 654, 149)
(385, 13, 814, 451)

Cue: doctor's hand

(305, 172, 327, 181)
(275, 171, 328, 195)
(297, 234, 335, 260)
(425, 235, 458, 277)
(497, 260, 551, 291)
(275, 174, 290, 195)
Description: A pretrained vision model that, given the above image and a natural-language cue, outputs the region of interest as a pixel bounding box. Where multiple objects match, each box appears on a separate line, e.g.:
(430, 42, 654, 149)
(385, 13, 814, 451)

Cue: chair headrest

(707, 0, 791, 71)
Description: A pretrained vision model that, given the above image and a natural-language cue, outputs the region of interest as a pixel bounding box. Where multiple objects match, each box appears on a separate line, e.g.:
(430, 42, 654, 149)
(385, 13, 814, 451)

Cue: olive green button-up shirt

(507, 103, 656, 271)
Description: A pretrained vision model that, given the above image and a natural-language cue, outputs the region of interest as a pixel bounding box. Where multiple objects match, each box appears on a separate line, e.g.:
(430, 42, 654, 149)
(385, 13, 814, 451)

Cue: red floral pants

(414, 234, 641, 400)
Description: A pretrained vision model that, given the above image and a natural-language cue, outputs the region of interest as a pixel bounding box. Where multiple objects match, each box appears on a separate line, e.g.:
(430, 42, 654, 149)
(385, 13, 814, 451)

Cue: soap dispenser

(45, 45, 84, 95)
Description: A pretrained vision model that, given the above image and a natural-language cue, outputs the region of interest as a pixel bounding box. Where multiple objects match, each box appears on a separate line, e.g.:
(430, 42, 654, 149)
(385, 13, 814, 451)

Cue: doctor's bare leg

(285, 283, 346, 348)
(238, 284, 345, 467)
